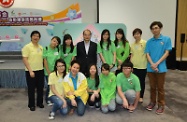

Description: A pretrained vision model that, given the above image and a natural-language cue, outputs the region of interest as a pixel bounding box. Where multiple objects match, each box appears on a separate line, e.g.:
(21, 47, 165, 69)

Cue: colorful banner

(0, 3, 82, 51)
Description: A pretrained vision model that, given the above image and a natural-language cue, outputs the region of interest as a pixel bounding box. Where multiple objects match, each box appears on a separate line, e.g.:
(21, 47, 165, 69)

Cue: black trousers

(133, 68, 147, 98)
(87, 93, 101, 108)
(26, 70, 44, 108)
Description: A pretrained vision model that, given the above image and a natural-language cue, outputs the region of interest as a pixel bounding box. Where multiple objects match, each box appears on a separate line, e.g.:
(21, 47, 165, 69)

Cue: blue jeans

(49, 95, 68, 115)
(45, 76, 50, 103)
(67, 97, 86, 116)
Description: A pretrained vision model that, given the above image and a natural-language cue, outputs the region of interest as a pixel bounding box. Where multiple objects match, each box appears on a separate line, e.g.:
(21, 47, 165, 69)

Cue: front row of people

(48, 58, 140, 119)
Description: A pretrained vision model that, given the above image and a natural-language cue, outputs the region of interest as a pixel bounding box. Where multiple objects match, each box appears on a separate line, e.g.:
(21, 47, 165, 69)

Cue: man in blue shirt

(145, 21, 172, 115)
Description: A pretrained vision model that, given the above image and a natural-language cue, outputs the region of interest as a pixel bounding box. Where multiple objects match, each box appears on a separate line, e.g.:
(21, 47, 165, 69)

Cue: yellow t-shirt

(131, 39, 147, 69)
(22, 42, 43, 71)
(48, 72, 64, 97)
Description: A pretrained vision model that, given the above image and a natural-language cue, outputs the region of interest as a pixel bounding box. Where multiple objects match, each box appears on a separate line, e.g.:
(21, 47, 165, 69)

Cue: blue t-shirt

(145, 34, 172, 73)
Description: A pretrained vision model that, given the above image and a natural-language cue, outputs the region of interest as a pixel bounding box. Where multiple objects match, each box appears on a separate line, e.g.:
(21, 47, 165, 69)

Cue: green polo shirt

(87, 77, 98, 93)
(116, 41, 130, 65)
(98, 42, 116, 65)
(116, 72, 141, 92)
(43, 46, 61, 76)
(61, 46, 76, 71)
(99, 72, 116, 105)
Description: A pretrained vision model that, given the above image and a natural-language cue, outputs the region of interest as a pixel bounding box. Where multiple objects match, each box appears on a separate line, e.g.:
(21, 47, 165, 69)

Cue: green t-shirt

(61, 46, 76, 71)
(87, 77, 98, 93)
(98, 42, 116, 65)
(99, 72, 116, 105)
(116, 41, 130, 64)
(43, 46, 61, 76)
(116, 72, 141, 92)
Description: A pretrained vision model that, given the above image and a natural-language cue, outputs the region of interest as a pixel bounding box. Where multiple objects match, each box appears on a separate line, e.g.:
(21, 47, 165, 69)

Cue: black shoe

(37, 104, 44, 108)
(30, 107, 35, 111)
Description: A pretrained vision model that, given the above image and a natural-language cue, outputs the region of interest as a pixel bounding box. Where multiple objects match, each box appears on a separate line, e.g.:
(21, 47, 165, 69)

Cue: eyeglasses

(56, 65, 65, 68)
(151, 27, 160, 30)
(122, 67, 132, 70)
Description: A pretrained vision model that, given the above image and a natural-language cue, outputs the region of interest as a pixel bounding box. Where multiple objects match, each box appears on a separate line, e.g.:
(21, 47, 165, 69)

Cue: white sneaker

(48, 112, 55, 120)
(47, 101, 53, 106)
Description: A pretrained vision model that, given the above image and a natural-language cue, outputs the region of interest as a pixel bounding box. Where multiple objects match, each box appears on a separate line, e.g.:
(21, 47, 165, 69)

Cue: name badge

(37, 48, 41, 52)
(54, 52, 59, 55)
(117, 45, 120, 48)
(64, 53, 68, 57)
(58, 78, 63, 83)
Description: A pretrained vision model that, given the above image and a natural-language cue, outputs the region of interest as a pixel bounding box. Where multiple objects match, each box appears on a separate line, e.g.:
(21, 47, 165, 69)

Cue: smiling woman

(22, 30, 44, 111)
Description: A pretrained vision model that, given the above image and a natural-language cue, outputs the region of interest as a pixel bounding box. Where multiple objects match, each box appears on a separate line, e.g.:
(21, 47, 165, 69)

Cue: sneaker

(47, 101, 53, 106)
(48, 112, 55, 120)
(156, 106, 164, 115)
(89, 105, 95, 109)
(146, 102, 155, 111)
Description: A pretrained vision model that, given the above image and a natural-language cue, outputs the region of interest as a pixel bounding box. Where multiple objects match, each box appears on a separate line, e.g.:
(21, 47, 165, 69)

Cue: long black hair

(62, 34, 74, 54)
(114, 28, 128, 47)
(100, 29, 111, 50)
(88, 64, 99, 88)
(52, 36, 61, 51)
(53, 58, 67, 78)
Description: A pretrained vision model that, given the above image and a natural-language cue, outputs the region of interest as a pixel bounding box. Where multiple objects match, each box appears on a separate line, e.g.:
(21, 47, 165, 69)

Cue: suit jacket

(76, 41, 97, 76)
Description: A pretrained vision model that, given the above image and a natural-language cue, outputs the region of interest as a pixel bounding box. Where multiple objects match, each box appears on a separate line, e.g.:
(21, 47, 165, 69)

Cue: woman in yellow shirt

(22, 31, 44, 111)
(63, 60, 88, 116)
(131, 28, 147, 103)
(48, 59, 68, 120)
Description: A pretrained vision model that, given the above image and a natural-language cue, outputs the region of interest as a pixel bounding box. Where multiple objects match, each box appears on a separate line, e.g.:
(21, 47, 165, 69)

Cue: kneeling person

(116, 61, 141, 112)
(99, 63, 116, 113)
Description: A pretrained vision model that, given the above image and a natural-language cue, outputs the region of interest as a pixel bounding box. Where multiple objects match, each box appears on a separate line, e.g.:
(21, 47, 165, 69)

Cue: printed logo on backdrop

(0, 3, 82, 51)
(0, 0, 14, 8)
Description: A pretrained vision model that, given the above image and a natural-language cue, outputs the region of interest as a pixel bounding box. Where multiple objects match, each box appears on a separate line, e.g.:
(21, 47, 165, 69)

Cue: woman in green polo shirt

(99, 63, 116, 113)
(87, 64, 101, 109)
(61, 34, 75, 72)
(43, 36, 61, 105)
(114, 28, 130, 74)
(99, 29, 116, 72)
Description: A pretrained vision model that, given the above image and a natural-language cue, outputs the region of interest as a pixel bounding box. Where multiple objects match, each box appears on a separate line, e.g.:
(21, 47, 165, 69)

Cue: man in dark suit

(74, 29, 98, 77)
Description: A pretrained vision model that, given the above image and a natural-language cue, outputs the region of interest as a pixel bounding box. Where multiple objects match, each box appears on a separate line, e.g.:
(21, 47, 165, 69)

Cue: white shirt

(84, 41, 90, 54)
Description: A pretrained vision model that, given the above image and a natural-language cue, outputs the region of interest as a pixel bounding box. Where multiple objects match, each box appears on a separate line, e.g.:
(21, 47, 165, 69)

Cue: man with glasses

(116, 61, 141, 113)
(145, 21, 172, 115)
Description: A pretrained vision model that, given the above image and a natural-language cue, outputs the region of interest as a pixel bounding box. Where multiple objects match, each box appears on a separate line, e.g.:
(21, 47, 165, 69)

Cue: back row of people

(22, 21, 172, 117)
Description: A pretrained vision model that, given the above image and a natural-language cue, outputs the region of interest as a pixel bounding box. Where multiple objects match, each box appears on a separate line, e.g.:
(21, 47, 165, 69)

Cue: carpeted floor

(0, 69, 187, 122)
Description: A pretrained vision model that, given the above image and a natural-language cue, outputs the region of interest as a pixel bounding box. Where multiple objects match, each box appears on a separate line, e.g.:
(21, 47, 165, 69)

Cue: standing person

(73, 29, 101, 77)
(87, 64, 101, 109)
(43, 36, 61, 105)
(61, 34, 75, 72)
(63, 60, 88, 116)
(116, 61, 141, 113)
(99, 63, 116, 114)
(131, 28, 147, 103)
(48, 59, 68, 120)
(22, 31, 44, 111)
(99, 29, 117, 72)
(114, 28, 130, 74)
(145, 21, 172, 114)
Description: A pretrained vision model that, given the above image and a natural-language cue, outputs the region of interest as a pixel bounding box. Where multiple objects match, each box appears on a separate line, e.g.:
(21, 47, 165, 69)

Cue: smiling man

(145, 21, 172, 115)
(116, 61, 141, 113)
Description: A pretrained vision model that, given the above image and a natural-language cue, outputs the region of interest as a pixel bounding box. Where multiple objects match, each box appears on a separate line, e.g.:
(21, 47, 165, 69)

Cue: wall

(99, 0, 177, 47)
(0, 0, 97, 23)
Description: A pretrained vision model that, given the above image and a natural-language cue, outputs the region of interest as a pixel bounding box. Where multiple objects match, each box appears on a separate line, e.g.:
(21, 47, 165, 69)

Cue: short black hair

(150, 21, 163, 30)
(101, 63, 110, 71)
(121, 60, 133, 69)
(70, 60, 80, 67)
(132, 28, 142, 36)
(30, 30, 41, 38)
